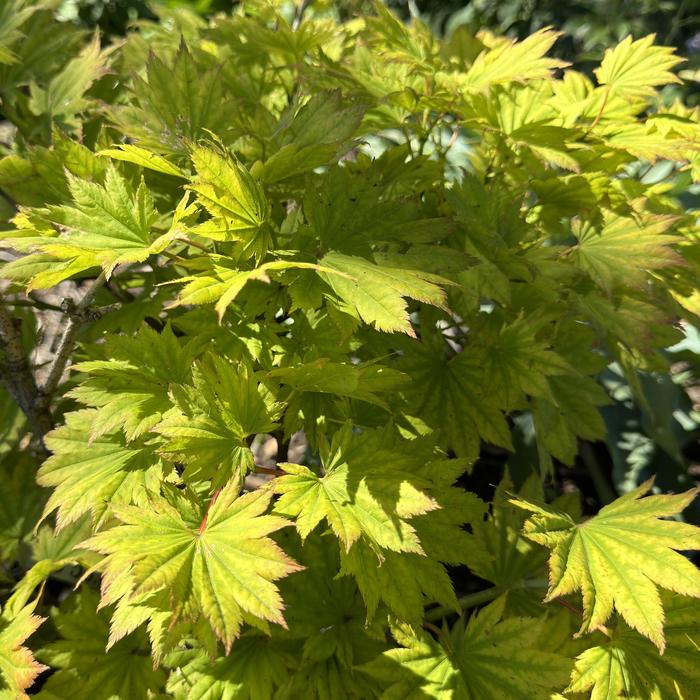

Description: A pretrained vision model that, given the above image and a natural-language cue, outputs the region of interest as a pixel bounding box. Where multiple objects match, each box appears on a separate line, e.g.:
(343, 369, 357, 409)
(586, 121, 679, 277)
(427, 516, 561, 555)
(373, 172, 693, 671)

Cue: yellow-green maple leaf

(84, 484, 301, 652)
(567, 592, 700, 700)
(0, 603, 46, 700)
(270, 426, 438, 554)
(361, 597, 572, 699)
(511, 479, 700, 651)
(595, 34, 683, 100)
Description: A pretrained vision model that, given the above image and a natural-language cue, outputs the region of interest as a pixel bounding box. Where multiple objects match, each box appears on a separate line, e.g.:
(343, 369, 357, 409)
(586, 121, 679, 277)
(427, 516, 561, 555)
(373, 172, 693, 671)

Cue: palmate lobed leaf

(595, 34, 684, 100)
(38, 410, 164, 531)
(84, 483, 302, 653)
(39, 165, 163, 277)
(270, 425, 439, 554)
(566, 592, 700, 700)
(68, 324, 201, 442)
(361, 596, 572, 699)
(0, 604, 47, 700)
(511, 479, 700, 651)
(35, 589, 165, 700)
(319, 252, 450, 337)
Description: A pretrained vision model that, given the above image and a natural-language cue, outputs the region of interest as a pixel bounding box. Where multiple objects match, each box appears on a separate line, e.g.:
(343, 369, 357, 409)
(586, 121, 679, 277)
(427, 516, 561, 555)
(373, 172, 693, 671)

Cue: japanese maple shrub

(0, 1, 700, 698)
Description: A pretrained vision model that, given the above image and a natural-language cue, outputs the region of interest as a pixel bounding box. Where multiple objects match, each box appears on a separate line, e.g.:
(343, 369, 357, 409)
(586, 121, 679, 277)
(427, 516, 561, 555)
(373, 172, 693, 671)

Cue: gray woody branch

(0, 272, 107, 451)
(0, 295, 53, 451)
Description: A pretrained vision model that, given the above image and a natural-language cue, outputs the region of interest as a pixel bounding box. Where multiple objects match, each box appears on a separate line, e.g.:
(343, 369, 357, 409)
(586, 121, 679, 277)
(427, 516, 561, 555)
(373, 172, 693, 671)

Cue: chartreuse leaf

(37, 410, 164, 530)
(110, 39, 235, 155)
(595, 34, 683, 100)
(156, 355, 281, 484)
(68, 324, 200, 442)
(267, 358, 408, 411)
(35, 588, 166, 700)
(172, 258, 337, 322)
(272, 429, 483, 623)
(0, 1, 35, 65)
(37, 165, 163, 277)
(567, 592, 700, 700)
(569, 215, 682, 293)
(271, 425, 438, 554)
(344, 475, 484, 622)
(98, 144, 187, 178)
(511, 479, 700, 651)
(448, 28, 567, 92)
(84, 484, 301, 653)
(166, 633, 293, 700)
(319, 252, 449, 337)
(361, 597, 572, 699)
(0, 603, 46, 700)
(188, 146, 269, 246)
(28, 33, 109, 124)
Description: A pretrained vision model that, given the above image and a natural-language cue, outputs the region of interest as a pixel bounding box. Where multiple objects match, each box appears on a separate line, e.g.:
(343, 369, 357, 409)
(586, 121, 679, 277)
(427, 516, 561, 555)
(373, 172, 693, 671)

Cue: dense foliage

(1, 1, 700, 697)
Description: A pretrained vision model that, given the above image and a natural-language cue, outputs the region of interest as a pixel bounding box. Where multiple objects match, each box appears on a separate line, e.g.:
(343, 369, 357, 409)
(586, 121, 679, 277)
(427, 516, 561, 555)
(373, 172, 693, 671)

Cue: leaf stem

(425, 586, 503, 621)
(579, 440, 616, 505)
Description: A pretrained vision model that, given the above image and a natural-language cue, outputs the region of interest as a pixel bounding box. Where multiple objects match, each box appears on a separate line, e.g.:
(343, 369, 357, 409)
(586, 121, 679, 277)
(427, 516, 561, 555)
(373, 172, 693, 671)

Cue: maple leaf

(465, 474, 551, 591)
(68, 324, 201, 442)
(84, 484, 301, 652)
(511, 479, 700, 651)
(569, 215, 683, 293)
(0, 603, 46, 700)
(595, 34, 683, 100)
(41, 165, 165, 276)
(156, 355, 281, 484)
(188, 146, 269, 245)
(167, 634, 293, 700)
(318, 252, 449, 337)
(171, 258, 336, 321)
(98, 144, 187, 178)
(110, 39, 236, 155)
(270, 425, 439, 554)
(276, 530, 388, 661)
(340, 539, 459, 624)
(260, 90, 365, 183)
(37, 410, 164, 530)
(28, 34, 110, 124)
(399, 342, 513, 463)
(267, 358, 408, 411)
(446, 28, 568, 93)
(531, 374, 610, 466)
(567, 592, 700, 700)
(35, 589, 166, 700)
(361, 597, 572, 699)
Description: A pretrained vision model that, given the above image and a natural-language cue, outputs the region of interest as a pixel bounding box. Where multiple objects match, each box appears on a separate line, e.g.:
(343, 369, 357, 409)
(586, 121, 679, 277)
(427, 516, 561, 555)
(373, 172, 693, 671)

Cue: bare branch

(0, 296, 53, 450)
(40, 272, 107, 396)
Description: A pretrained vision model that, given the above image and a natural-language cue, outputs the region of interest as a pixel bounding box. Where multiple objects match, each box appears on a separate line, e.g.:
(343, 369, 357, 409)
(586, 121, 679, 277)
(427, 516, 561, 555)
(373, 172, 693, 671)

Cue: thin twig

(292, 0, 312, 31)
(0, 296, 53, 450)
(40, 272, 107, 396)
(254, 465, 286, 476)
